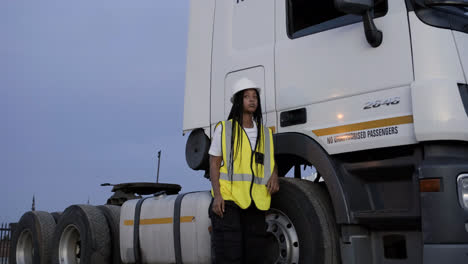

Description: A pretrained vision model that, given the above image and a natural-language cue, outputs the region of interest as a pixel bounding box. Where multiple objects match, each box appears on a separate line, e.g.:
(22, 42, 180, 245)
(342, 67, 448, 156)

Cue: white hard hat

(231, 78, 261, 103)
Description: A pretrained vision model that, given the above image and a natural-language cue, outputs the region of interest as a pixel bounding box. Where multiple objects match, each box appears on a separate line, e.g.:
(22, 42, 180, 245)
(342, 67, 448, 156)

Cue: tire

(97, 205, 122, 264)
(9, 211, 56, 264)
(51, 212, 62, 224)
(265, 178, 340, 264)
(51, 205, 111, 264)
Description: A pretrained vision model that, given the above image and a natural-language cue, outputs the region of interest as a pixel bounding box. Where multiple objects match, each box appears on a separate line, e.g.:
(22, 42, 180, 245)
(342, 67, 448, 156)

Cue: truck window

(287, 0, 388, 39)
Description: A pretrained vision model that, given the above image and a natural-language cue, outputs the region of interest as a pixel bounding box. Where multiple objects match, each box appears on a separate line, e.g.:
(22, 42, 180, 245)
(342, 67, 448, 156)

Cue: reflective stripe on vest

(215, 120, 275, 210)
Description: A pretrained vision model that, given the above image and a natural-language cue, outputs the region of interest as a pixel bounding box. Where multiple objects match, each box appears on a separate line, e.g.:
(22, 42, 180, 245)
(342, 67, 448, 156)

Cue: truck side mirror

(335, 0, 373, 14)
(334, 0, 383, 48)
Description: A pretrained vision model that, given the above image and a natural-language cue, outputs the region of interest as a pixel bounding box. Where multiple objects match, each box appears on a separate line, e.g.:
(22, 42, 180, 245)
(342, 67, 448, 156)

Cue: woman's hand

(210, 155, 224, 217)
(267, 166, 280, 195)
(212, 194, 225, 218)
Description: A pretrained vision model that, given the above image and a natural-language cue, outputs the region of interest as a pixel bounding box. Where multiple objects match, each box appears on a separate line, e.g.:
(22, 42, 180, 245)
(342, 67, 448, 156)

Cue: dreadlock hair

(227, 89, 263, 179)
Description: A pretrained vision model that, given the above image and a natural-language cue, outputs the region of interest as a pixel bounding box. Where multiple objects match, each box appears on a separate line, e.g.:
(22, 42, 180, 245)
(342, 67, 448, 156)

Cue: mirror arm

(362, 9, 383, 48)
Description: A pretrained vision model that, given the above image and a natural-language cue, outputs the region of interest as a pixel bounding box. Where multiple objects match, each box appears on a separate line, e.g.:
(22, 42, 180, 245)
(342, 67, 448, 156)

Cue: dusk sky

(1, 0, 211, 224)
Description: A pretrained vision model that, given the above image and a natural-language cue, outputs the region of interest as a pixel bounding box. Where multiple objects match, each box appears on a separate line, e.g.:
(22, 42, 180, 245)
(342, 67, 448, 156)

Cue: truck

(8, 0, 468, 263)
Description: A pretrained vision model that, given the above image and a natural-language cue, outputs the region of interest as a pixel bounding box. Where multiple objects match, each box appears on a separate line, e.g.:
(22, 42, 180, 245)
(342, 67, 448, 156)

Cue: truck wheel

(51, 212, 62, 224)
(10, 211, 56, 264)
(266, 178, 340, 264)
(97, 205, 122, 264)
(51, 205, 111, 264)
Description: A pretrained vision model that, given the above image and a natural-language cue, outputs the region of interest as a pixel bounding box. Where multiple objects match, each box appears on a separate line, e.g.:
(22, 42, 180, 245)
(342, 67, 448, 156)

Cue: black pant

(209, 200, 268, 264)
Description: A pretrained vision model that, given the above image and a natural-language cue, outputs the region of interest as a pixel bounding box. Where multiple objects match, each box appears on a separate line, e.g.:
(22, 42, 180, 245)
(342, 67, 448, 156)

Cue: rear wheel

(10, 211, 56, 264)
(50, 212, 62, 224)
(97, 205, 122, 264)
(51, 205, 111, 264)
(265, 178, 340, 264)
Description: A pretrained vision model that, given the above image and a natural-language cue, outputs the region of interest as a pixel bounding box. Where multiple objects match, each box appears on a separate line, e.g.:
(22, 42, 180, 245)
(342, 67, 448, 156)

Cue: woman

(208, 78, 279, 263)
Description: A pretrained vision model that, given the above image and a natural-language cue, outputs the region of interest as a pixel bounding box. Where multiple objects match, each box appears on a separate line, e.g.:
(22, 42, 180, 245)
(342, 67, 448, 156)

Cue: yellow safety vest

(212, 120, 275, 211)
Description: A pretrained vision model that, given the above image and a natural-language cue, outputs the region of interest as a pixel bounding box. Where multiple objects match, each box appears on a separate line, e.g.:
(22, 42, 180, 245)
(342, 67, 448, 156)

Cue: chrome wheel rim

(266, 209, 300, 264)
(16, 229, 34, 264)
(58, 225, 81, 264)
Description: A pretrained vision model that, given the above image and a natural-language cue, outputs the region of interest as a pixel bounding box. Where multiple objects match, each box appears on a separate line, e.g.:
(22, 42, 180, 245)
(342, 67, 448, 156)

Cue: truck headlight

(457, 174, 468, 210)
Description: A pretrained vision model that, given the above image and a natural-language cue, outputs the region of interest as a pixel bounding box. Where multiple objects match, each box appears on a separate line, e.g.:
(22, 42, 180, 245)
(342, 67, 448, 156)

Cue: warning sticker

(326, 126, 399, 145)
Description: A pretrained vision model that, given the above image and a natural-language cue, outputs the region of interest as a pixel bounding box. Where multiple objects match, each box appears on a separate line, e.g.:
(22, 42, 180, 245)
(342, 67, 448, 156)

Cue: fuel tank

(120, 191, 212, 264)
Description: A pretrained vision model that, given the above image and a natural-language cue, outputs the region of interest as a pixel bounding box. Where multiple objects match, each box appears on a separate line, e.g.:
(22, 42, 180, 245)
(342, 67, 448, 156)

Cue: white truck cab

(184, 0, 468, 263)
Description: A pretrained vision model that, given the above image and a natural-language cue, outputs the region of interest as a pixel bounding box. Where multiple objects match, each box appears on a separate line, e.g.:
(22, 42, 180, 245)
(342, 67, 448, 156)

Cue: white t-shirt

(209, 121, 257, 157)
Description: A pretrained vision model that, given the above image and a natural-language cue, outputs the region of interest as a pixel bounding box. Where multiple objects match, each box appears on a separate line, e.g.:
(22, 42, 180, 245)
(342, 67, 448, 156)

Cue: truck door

(210, 0, 276, 129)
(274, 0, 414, 142)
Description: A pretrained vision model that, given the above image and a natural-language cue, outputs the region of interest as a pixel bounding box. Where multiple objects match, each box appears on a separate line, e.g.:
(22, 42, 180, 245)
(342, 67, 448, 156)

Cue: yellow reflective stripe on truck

(312, 115, 414, 137)
(124, 216, 195, 226)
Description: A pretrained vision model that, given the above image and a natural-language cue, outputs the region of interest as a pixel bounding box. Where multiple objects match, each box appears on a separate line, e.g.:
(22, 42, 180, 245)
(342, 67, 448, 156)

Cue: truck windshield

(413, 0, 468, 33)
